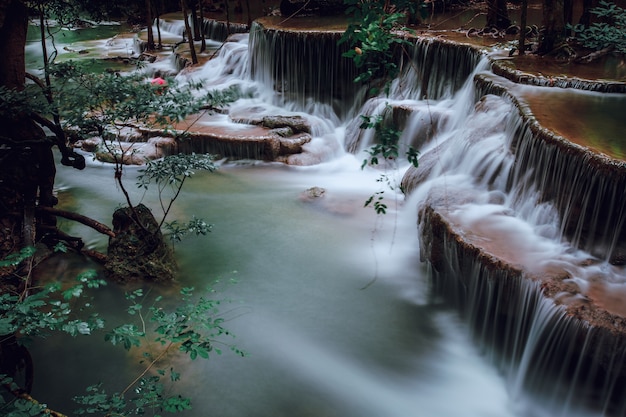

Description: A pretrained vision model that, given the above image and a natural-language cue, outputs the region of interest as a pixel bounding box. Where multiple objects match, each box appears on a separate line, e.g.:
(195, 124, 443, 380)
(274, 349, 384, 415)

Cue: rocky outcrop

(104, 204, 176, 283)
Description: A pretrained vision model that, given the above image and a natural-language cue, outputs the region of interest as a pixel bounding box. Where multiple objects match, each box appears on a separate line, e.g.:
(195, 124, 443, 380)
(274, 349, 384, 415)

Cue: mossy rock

(104, 204, 176, 283)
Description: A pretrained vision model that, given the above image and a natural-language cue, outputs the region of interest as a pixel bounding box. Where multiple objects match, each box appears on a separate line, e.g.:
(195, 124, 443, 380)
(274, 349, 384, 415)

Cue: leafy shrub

(570, 0, 626, 53)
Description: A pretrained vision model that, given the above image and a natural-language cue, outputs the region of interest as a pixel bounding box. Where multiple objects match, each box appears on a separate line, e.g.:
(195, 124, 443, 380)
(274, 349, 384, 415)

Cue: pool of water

(28, 154, 529, 417)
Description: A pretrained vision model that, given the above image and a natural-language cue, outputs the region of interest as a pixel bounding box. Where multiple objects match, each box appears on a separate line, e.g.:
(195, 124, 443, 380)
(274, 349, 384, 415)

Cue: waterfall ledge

(419, 198, 626, 413)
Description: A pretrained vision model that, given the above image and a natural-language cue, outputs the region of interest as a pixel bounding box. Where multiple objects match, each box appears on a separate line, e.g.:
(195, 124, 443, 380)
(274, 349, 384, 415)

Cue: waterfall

(397, 41, 626, 416)
(155, 19, 187, 37)
(389, 37, 483, 101)
(176, 19, 626, 414)
(474, 73, 626, 263)
(248, 19, 361, 119)
(420, 208, 626, 416)
(197, 19, 248, 42)
(344, 37, 487, 156)
(155, 17, 247, 43)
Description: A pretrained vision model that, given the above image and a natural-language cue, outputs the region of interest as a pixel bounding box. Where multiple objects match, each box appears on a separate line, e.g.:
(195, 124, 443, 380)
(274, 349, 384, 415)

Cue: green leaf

(105, 324, 144, 350)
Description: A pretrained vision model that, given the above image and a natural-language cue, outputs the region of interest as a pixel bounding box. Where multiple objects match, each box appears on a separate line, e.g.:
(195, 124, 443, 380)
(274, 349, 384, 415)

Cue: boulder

(104, 204, 176, 283)
(262, 115, 311, 134)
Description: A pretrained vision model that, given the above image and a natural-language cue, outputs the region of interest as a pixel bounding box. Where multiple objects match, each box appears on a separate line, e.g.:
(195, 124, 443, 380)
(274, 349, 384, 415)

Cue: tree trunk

(199, 1, 206, 52)
(0, 0, 27, 90)
(564, 0, 573, 35)
(181, 0, 198, 64)
(104, 204, 176, 283)
(146, 0, 155, 51)
(0, 0, 50, 261)
(486, 0, 511, 29)
(518, 0, 528, 54)
(538, 0, 566, 54)
(579, 0, 597, 27)
(191, 0, 201, 40)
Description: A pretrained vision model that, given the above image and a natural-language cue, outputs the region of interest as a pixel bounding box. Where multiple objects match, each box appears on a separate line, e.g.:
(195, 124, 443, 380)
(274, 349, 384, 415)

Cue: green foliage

(364, 191, 388, 214)
(340, 0, 418, 95)
(569, 1, 626, 53)
(163, 217, 213, 244)
(137, 153, 218, 236)
(26, 0, 143, 29)
(48, 62, 225, 243)
(49, 61, 206, 137)
(0, 247, 37, 268)
(137, 154, 217, 191)
(340, 1, 422, 216)
(0, 86, 49, 122)
(0, 261, 106, 341)
(205, 84, 250, 109)
(73, 286, 245, 416)
(0, 395, 48, 417)
(1, 248, 245, 417)
(358, 107, 420, 170)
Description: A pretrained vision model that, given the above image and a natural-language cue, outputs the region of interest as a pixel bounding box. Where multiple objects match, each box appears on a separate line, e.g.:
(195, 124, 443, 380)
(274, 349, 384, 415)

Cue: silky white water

(27, 21, 622, 417)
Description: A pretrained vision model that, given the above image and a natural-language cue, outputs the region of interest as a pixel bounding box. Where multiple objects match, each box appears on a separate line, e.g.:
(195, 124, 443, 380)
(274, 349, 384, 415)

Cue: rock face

(104, 204, 176, 283)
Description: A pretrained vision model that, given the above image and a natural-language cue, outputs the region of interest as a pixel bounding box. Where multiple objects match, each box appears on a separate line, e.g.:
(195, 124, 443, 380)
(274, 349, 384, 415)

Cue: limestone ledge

(419, 199, 626, 377)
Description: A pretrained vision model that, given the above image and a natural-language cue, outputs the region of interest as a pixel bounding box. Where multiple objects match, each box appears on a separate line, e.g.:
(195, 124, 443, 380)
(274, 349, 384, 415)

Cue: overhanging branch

(37, 207, 115, 238)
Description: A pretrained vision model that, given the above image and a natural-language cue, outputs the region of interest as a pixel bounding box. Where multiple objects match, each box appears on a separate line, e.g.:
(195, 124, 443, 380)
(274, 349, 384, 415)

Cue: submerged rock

(298, 186, 357, 215)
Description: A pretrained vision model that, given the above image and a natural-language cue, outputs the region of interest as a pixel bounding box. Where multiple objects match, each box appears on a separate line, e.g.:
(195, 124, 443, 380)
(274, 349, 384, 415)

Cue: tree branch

(2, 382, 68, 417)
(37, 206, 115, 238)
(575, 45, 614, 63)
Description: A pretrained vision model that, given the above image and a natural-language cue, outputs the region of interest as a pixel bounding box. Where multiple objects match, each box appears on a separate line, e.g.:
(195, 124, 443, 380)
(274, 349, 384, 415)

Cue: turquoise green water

(520, 87, 626, 160)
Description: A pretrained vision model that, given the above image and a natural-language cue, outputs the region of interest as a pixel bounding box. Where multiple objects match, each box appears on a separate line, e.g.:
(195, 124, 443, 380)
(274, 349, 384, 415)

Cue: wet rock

(95, 141, 157, 165)
(228, 106, 266, 125)
(401, 139, 452, 195)
(278, 132, 311, 154)
(300, 186, 326, 199)
(262, 115, 311, 134)
(264, 136, 281, 160)
(105, 204, 176, 283)
(76, 137, 101, 152)
(271, 127, 294, 137)
(147, 136, 178, 157)
(490, 59, 626, 93)
(284, 152, 323, 166)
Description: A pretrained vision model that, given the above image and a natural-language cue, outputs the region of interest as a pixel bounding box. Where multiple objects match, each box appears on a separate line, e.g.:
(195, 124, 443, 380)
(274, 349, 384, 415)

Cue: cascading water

(247, 19, 361, 120)
(30, 16, 626, 417)
(399, 46, 626, 417)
